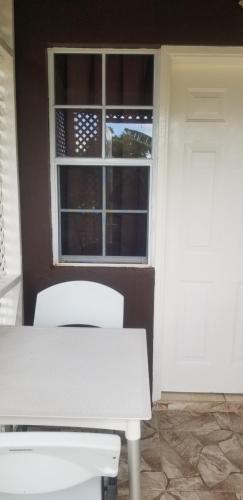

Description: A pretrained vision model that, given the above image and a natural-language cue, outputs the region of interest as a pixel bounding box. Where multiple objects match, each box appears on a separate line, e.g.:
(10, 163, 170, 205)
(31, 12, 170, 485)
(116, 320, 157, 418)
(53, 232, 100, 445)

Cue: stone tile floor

(118, 398, 243, 500)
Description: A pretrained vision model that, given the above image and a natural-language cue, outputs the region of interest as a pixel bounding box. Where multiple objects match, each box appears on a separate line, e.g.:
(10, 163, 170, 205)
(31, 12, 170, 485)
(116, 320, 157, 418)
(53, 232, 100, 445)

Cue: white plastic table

(0, 326, 151, 500)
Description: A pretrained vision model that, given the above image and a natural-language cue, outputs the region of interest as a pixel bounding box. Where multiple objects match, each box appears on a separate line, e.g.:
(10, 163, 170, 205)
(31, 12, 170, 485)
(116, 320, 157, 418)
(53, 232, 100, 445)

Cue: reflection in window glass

(106, 167, 148, 210)
(105, 110, 152, 159)
(59, 166, 102, 209)
(61, 213, 102, 256)
(106, 214, 147, 257)
(56, 109, 102, 157)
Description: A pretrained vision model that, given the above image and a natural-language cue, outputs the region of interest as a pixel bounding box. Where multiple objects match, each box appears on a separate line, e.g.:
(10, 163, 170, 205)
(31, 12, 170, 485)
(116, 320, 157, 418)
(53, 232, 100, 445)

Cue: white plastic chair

(34, 281, 124, 328)
(0, 431, 120, 499)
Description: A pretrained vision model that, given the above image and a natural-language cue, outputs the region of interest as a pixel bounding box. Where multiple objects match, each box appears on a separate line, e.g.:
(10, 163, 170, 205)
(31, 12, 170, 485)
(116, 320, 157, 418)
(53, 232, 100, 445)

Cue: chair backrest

(0, 432, 120, 495)
(33, 281, 124, 328)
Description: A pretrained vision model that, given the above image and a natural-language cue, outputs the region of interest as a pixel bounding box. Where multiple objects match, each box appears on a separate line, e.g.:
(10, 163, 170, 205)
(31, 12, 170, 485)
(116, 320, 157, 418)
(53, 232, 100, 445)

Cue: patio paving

(118, 399, 243, 500)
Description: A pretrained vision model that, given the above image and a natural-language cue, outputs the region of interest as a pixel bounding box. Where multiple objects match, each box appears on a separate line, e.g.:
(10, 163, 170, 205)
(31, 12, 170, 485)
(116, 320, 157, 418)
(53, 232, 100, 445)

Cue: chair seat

(0, 477, 102, 499)
(0, 432, 120, 499)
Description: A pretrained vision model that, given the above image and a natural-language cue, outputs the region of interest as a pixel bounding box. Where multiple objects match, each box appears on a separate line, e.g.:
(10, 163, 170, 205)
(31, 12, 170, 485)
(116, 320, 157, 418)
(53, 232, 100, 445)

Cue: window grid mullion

(102, 54, 106, 160)
(101, 51, 106, 257)
(54, 105, 153, 110)
(60, 209, 103, 213)
(102, 166, 106, 257)
(60, 209, 148, 214)
(54, 105, 103, 110)
(57, 166, 62, 260)
(55, 158, 152, 166)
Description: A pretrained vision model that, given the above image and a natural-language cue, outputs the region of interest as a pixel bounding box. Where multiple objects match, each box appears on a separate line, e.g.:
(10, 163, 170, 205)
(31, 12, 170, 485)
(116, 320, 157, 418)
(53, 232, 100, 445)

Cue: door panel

(162, 59, 243, 392)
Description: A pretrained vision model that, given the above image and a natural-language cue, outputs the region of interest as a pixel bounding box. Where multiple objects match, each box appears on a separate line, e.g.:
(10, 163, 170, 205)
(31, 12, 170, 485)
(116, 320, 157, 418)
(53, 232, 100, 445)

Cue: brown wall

(14, 0, 243, 388)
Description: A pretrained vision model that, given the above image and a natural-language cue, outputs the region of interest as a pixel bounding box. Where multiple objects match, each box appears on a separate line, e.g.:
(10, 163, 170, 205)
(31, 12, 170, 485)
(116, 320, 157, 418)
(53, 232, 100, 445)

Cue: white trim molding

(152, 46, 171, 401)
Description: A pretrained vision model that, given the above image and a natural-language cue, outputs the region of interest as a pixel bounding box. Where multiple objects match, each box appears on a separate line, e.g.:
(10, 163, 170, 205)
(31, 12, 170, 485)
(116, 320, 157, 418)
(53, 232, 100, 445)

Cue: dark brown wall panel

(14, 0, 243, 388)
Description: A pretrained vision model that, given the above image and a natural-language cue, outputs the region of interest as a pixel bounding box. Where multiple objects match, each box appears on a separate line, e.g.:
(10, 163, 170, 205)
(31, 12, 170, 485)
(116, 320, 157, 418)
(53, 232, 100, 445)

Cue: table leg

(127, 438, 140, 500)
(126, 421, 141, 500)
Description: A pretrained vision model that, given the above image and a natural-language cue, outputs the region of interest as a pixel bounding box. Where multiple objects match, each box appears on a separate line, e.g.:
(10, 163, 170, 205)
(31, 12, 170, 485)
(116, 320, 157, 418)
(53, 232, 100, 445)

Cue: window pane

(106, 55, 154, 105)
(106, 167, 148, 210)
(56, 109, 102, 157)
(106, 110, 152, 159)
(59, 166, 102, 209)
(55, 54, 102, 105)
(106, 214, 147, 257)
(61, 213, 102, 256)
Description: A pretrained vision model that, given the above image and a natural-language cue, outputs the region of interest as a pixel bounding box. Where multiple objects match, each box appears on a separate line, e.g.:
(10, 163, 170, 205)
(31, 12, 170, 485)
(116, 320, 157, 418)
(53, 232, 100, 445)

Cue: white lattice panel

(0, 282, 20, 325)
(0, 58, 7, 276)
(0, 34, 22, 324)
(0, 46, 21, 276)
(0, 0, 13, 50)
(74, 111, 100, 153)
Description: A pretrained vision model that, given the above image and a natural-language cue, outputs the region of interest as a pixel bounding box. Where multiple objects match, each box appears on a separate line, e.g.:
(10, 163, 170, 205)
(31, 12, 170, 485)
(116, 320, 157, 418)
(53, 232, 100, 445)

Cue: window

(49, 49, 156, 263)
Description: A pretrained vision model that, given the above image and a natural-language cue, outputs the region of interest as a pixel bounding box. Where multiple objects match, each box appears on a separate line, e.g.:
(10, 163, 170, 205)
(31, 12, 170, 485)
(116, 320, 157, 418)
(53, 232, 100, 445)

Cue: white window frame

(48, 47, 159, 266)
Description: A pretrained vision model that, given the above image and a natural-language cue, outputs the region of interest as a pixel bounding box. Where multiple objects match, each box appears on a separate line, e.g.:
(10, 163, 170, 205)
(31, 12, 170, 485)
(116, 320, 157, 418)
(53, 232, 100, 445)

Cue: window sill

(52, 262, 152, 269)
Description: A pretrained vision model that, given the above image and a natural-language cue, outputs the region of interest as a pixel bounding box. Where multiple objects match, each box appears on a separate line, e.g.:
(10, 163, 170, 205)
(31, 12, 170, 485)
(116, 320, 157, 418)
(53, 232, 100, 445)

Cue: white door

(161, 53, 243, 392)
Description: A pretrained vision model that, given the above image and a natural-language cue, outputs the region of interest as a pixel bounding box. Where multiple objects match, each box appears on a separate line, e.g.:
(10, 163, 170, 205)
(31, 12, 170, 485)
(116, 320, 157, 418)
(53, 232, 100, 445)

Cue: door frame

(152, 45, 243, 401)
